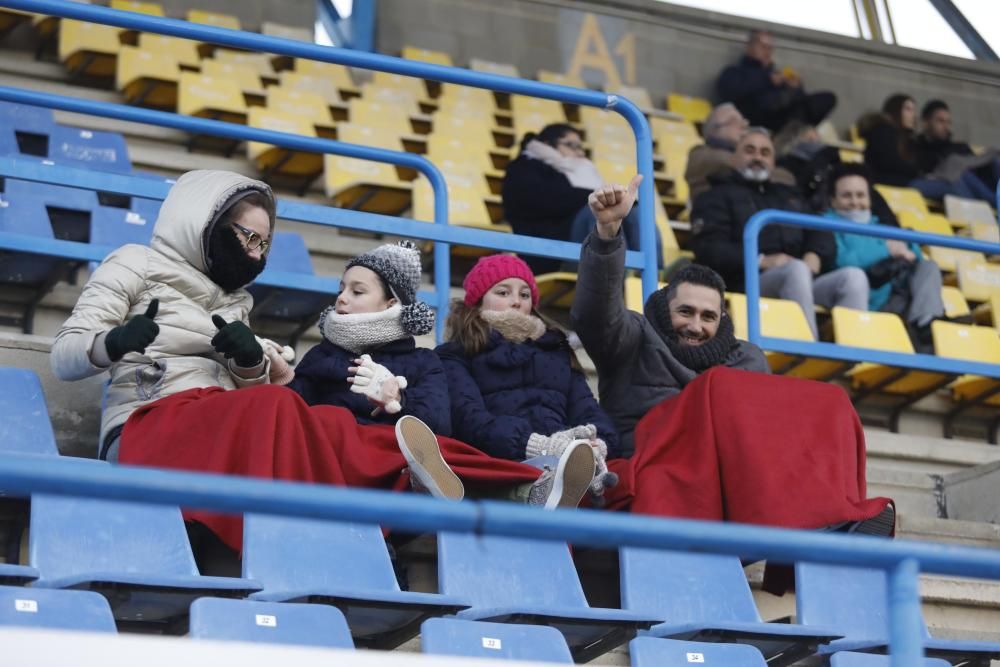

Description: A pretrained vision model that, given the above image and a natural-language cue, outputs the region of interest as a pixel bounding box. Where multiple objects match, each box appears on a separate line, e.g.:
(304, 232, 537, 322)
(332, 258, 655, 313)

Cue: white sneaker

(527, 440, 596, 509)
(395, 415, 465, 500)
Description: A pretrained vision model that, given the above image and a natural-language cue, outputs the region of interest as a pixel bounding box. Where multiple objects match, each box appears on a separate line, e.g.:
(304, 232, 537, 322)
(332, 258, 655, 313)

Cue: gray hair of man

(703, 103, 740, 140)
(739, 126, 772, 142)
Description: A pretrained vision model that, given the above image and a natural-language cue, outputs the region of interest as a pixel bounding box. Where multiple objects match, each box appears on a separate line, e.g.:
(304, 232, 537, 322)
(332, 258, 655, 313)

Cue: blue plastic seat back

(29, 494, 203, 583)
(437, 532, 590, 609)
(131, 197, 162, 225)
(242, 514, 402, 594)
(0, 100, 55, 136)
(620, 547, 762, 624)
(189, 597, 354, 648)
(0, 127, 18, 155)
(5, 177, 98, 213)
(0, 194, 54, 237)
(0, 585, 116, 633)
(830, 651, 951, 667)
(90, 205, 154, 247)
(262, 232, 315, 275)
(48, 125, 131, 173)
(0, 368, 59, 456)
(795, 562, 930, 642)
(421, 618, 574, 663)
(630, 636, 767, 666)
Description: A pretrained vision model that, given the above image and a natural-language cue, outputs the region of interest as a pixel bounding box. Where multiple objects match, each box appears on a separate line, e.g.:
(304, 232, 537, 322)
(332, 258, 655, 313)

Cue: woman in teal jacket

(827, 163, 945, 352)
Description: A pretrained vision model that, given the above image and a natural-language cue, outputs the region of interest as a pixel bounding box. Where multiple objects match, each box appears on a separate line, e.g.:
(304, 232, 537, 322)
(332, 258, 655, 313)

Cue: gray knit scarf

(318, 305, 410, 354)
(645, 288, 739, 372)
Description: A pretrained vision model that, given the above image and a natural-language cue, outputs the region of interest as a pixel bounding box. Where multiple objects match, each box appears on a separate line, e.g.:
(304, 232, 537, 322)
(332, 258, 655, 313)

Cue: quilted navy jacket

(288, 337, 451, 436)
(436, 329, 620, 461)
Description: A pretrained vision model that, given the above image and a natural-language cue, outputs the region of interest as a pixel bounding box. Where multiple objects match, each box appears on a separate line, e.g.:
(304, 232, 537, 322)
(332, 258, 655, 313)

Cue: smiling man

(571, 176, 767, 457)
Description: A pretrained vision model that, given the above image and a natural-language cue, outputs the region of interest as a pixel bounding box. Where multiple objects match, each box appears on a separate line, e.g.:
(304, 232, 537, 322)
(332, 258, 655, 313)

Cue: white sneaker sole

(395, 416, 465, 501)
(545, 440, 596, 510)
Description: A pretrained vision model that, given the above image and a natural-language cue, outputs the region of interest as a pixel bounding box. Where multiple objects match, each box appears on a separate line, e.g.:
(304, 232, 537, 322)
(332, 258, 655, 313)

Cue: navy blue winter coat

(288, 337, 452, 436)
(436, 329, 620, 461)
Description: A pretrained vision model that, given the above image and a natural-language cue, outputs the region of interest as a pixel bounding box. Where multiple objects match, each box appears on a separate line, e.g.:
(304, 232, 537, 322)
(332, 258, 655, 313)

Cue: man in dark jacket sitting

(690, 128, 868, 338)
(571, 174, 767, 457)
(717, 29, 836, 134)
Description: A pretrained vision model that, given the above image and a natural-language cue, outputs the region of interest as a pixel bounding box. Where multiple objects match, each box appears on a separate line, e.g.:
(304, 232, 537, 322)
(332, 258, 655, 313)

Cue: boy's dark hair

(663, 264, 727, 308)
(921, 99, 949, 121)
(518, 123, 578, 153)
(826, 162, 873, 201)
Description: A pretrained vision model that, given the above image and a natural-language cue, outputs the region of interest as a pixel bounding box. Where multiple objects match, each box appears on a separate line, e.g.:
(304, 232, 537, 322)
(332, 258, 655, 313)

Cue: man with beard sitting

(571, 174, 894, 543)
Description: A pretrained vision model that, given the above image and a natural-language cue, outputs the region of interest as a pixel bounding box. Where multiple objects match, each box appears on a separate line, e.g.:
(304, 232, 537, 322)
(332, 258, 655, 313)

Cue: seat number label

(15, 599, 38, 613)
(481, 637, 502, 650)
(255, 614, 277, 627)
(687, 653, 705, 663)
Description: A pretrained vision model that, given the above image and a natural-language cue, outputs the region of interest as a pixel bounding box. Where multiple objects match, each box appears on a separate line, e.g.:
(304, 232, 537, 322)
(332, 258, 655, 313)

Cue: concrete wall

(155, 0, 314, 32)
(375, 0, 1000, 145)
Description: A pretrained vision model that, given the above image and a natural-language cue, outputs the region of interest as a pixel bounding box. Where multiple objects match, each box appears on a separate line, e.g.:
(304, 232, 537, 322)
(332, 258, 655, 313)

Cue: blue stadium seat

(420, 618, 574, 663)
(0, 100, 55, 136)
(90, 204, 155, 248)
(188, 597, 354, 649)
(0, 368, 59, 456)
(0, 585, 116, 633)
(619, 548, 840, 666)
(0, 564, 39, 585)
(242, 513, 467, 649)
(437, 532, 661, 663)
(0, 127, 18, 156)
(630, 635, 768, 666)
(29, 494, 261, 627)
(796, 562, 1000, 664)
(48, 125, 131, 174)
(830, 652, 951, 667)
(4, 178, 97, 243)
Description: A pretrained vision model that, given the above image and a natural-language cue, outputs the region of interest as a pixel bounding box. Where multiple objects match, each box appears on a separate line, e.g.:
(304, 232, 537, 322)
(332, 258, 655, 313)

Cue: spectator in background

(690, 128, 868, 338)
(860, 94, 989, 202)
(686, 102, 796, 198)
(502, 123, 660, 275)
(717, 29, 837, 134)
(826, 164, 945, 353)
(914, 99, 999, 203)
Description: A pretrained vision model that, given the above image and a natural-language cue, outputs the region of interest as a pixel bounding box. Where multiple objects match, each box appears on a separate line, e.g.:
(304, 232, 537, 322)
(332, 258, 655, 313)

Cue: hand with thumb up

(104, 299, 160, 362)
(211, 315, 264, 368)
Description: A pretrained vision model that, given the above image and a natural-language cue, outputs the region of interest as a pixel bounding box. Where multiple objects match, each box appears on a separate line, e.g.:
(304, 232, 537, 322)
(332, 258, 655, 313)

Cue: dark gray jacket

(571, 230, 769, 456)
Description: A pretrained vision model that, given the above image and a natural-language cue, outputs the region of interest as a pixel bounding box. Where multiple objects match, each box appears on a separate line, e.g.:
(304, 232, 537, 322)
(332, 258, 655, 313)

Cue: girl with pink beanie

(437, 254, 620, 505)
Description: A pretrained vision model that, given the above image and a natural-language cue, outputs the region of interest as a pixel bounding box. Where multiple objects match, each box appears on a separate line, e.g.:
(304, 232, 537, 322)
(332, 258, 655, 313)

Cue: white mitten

(525, 427, 578, 459)
(258, 337, 295, 386)
(587, 437, 613, 496)
(349, 354, 408, 416)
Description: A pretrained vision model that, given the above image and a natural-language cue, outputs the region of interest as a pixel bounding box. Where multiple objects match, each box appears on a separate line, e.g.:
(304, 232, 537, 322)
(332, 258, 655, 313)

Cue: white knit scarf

(318, 305, 409, 354)
(522, 139, 604, 190)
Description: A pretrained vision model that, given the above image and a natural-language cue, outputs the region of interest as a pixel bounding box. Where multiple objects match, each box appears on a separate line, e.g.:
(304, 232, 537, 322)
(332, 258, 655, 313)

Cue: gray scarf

(318, 305, 409, 354)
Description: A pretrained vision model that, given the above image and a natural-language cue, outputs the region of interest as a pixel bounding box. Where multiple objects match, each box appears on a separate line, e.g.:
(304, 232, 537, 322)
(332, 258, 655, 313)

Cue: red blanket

(613, 366, 891, 530)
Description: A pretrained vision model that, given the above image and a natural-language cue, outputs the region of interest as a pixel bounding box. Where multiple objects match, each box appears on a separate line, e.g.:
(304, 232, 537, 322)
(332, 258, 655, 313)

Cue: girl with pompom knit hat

(437, 254, 622, 506)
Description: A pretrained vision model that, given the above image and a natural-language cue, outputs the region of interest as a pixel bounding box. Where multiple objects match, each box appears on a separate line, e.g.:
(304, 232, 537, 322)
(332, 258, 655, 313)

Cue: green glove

(211, 315, 264, 368)
(105, 299, 160, 362)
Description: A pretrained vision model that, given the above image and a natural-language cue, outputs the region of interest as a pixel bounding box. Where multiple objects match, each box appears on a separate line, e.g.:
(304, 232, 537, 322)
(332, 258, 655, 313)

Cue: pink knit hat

(462, 254, 539, 307)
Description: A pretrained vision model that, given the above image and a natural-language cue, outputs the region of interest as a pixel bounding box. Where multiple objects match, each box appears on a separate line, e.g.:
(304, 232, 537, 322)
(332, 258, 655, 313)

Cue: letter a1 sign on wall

(558, 10, 637, 89)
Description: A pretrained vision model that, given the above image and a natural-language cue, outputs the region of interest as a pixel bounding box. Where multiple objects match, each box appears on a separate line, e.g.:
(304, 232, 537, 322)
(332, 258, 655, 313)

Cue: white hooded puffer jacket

(51, 170, 277, 456)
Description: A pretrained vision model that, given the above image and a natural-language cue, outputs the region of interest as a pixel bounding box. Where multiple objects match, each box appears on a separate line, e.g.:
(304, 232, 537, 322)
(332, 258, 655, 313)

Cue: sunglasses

(232, 222, 270, 254)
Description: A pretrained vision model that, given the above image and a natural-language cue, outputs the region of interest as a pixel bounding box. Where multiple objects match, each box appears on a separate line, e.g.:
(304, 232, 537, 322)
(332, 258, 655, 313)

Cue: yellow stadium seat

(896, 210, 953, 237)
(969, 221, 1000, 244)
(421, 154, 490, 195)
(278, 72, 345, 117)
(958, 261, 1000, 303)
(347, 98, 415, 136)
(214, 49, 278, 84)
(580, 106, 632, 142)
(187, 9, 239, 29)
(412, 180, 497, 230)
(111, 0, 163, 16)
(849, 124, 865, 148)
(660, 145, 693, 208)
(928, 247, 985, 273)
(469, 58, 520, 78)
(623, 276, 666, 313)
(609, 84, 654, 111)
(138, 33, 200, 69)
(839, 149, 864, 164)
(371, 71, 427, 100)
(430, 116, 496, 149)
(991, 293, 1000, 332)
(266, 87, 335, 135)
(593, 158, 678, 250)
(359, 82, 423, 116)
(537, 70, 584, 87)
(116, 44, 180, 109)
(833, 307, 951, 409)
(944, 195, 995, 227)
(728, 292, 848, 380)
(437, 86, 496, 113)
(874, 185, 929, 217)
(401, 46, 452, 66)
(932, 322, 1000, 432)
(201, 59, 265, 103)
(510, 96, 565, 132)
(0, 6, 31, 35)
(666, 94, 712, 125)
(941, 286, 971, 320)
(177, 71, 247, 123)
(324, 123, 411, 214)
(533, 273, 580, 311)
(294, 59, 359, 98)
(59, 19, 121, 78)
(246, 107, 322, 179)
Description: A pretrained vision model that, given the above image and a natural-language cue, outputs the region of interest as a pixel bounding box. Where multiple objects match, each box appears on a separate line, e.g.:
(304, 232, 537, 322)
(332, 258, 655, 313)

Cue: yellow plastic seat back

(246, 108, 321, 176)
(941, 286, 971, 320)
(958, 261, 1000, 303)
(186, 9, 240, 30)
(666, 94, 712, 124)
(874, 185, 929, 217)
(347, 99, 412, 135)
(401, 46, 452, 66)
(116, 45, 180, 108)
(933, 321, 1000, 405)
(111, 0, 163, 16)
(201, 60, 263, 95)
(944, 195, 995, 226)
(59, 20, 121, 77)
(896, 210, 953, 236)
(138, 33, 200, 69)
(267, 87, 335, 126)
(177, 71, 247, 120)
(278, 72, 343, 107)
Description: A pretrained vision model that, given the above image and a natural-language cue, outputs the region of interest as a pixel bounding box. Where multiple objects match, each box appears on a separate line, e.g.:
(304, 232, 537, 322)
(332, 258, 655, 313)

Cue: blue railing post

(888, 558, 925, 666)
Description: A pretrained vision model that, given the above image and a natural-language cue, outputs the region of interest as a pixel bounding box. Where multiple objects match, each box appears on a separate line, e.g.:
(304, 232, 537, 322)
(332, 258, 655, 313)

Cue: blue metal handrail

(4, 454, 1000, 664)
(743, 210, 1000, 378)
(0, 0, 660, 297)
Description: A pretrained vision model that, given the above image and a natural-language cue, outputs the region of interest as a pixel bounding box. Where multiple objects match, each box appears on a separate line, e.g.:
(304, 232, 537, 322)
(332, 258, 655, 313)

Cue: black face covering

(206, 224, 266, 292)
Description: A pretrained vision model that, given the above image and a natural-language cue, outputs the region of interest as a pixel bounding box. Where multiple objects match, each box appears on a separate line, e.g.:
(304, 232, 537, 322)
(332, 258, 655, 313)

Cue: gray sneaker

(527, 440, 596, 509)
(395, 415, 465, 500)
